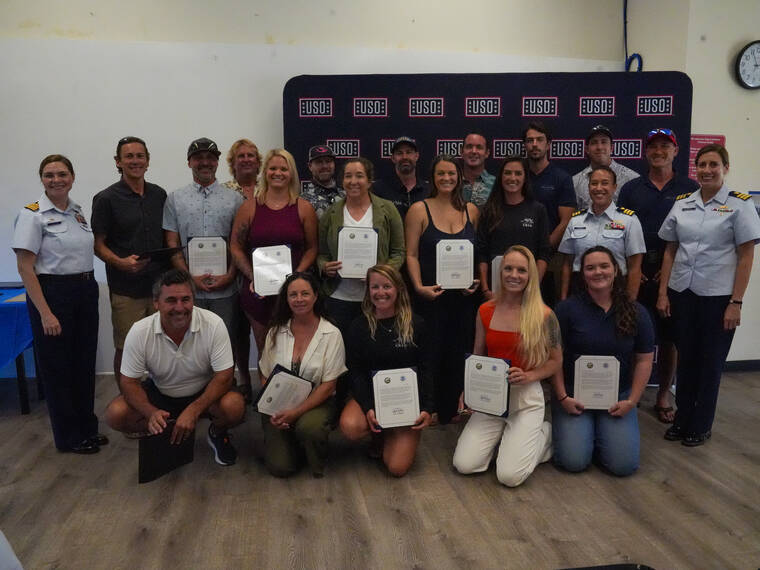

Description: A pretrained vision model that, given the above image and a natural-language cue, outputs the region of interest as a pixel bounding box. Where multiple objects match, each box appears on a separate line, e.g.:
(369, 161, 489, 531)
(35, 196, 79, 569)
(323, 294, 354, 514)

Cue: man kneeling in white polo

(106, 269, 245, 465)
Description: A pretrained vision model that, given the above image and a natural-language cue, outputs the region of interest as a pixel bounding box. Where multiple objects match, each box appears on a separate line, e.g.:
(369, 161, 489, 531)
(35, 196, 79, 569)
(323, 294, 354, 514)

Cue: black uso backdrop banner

(283, 71, 692, 183)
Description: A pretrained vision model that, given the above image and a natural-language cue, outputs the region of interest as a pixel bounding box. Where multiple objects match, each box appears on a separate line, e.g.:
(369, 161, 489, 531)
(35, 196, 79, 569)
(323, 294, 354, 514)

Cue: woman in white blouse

(257, 272, 347, 477)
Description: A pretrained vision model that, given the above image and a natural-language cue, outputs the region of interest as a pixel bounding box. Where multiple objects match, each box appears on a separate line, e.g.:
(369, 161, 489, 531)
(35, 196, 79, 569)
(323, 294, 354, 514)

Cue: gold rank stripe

(571, 208, 587, 217)
(675, 192, 693, 201)
(729, 191, 751, 201)
(24, 202, 39, 211)
(616, 207, 635, 216)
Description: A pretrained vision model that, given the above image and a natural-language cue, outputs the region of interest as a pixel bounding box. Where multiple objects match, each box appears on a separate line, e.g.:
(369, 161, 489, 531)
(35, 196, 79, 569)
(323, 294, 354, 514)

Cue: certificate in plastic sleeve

(491, 255, 502, 295)
(337, 227, 378, 278)
(252, 245, 292, 297)
(573, 355, 620, 410)
(464, 354, 510, 417)
(372, 367, 420, 428)
(255, 364, 313, 416)
(436, 239, 474, 289)
(188, 236, 227, 276)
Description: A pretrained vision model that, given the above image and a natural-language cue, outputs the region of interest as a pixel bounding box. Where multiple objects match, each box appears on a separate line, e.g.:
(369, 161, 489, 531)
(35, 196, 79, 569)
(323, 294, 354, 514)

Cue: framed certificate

(372, 367, 420, 428)
(573, 355, 620, 410)
(255, 364, 313, 416)
(464, 354, 510, 417)
(188, 236, 227, 276)
(337, 226, 378, 278)
(252, 245, 292, 297)
(436, 239, 474, 289)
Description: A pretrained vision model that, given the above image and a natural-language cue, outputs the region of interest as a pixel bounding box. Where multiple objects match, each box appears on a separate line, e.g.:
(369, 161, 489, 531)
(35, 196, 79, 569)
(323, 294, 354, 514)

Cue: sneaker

(207, 425, 237, 466)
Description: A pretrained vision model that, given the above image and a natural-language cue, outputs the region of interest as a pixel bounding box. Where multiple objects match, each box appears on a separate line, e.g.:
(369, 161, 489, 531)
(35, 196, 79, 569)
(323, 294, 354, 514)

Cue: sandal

(654, 405, 675, 424)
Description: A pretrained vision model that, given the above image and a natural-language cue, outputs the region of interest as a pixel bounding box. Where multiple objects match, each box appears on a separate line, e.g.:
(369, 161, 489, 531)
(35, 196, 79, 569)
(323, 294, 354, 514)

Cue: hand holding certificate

(464, 354, 510, 417)
(338, 227, 378, 278)
(188, 237, 227, 276)
(255, 364, 313, 416)
(573, 355, 620, 410)
(252, 245, 292, 297)
(372, 368, 420, 428)
(436, 239, 474, 290)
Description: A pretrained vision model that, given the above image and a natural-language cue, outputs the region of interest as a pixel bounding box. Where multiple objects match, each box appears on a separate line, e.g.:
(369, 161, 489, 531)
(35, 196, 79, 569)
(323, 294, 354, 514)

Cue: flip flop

(654, 405, 675, 424)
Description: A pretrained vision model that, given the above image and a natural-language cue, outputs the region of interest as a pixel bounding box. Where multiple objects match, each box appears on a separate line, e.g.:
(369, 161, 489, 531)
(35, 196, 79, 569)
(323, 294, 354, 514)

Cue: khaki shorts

(110, 293, 156, 349)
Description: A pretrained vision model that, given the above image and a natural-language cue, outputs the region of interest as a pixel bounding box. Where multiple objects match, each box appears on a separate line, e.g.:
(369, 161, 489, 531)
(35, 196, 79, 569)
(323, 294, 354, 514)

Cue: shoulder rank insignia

(571, 208, 588, 217)
(24, 201, 39, 212)
(616, 206, 635, 216)
(729, 191, 751, 201)
(675, 192, 693, 201)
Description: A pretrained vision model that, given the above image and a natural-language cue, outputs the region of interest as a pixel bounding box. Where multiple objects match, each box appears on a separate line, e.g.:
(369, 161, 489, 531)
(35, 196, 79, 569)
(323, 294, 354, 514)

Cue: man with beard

(461, 133, 495, 207)
(373, 136, 429, 219)
(105, 269, 245, 465)
(522, 122, 576, 305)
(92, 136, 169, 386)
(163, 138, 243, 352)
(300, 145, 344, 219)
(572, 125, 639, 210)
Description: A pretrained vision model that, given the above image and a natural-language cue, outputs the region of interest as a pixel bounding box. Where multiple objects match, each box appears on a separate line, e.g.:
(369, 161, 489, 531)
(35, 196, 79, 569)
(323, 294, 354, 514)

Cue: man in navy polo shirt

(523, 121, 576, 305)
(617, 128, 699, 423)
(92, 136, 169, 385)
(373, 136, 429, 220)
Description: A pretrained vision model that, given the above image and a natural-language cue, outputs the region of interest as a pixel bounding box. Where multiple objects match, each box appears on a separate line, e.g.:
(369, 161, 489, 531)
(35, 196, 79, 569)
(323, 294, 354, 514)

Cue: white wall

(2, 0, 758, 366)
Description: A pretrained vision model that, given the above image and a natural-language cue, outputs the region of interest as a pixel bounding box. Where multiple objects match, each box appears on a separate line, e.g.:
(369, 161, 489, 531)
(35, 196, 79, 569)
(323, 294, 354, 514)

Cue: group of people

(12, 122, 760, 486)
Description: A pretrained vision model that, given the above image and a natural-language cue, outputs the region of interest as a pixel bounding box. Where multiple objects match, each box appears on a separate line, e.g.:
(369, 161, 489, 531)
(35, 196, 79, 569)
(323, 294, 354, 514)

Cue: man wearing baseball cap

(163, 138, 244, 350)
(572, 125, 639, 210)
(617, 128, 699, 424)
(300, 145, 344, 220)
(373, 136, 429, 220)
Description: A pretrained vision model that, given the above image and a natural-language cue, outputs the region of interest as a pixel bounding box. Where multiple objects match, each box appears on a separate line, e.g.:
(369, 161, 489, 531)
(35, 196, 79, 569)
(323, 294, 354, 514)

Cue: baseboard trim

(724, 360, 760, 372)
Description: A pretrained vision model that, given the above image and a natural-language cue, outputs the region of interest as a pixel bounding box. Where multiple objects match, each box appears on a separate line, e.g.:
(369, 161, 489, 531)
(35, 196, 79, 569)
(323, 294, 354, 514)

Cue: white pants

(453, 382, 551, 487)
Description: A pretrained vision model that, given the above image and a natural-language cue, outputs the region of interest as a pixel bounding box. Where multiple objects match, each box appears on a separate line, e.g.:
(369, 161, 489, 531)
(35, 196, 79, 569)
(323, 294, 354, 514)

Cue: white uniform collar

(38, 192, 80, 214)
(694, 184, 730, 206)
(585, 201, 617, 220)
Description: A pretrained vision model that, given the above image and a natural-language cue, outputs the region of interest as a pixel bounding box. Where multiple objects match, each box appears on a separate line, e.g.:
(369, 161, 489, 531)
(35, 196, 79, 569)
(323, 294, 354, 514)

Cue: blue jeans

(551, 392, 640, 477)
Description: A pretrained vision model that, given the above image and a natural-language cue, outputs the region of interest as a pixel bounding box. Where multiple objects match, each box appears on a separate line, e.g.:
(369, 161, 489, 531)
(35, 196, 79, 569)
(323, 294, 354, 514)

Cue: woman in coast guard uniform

(657, 144, 760, 446)
(12, 155, 104, 454)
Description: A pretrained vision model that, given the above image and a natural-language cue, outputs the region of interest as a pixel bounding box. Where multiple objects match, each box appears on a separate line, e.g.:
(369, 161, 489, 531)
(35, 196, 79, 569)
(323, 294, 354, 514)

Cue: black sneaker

(207, 425, 237, 466)
(664, 425, 685, 441)
(682, 431, 711, 447)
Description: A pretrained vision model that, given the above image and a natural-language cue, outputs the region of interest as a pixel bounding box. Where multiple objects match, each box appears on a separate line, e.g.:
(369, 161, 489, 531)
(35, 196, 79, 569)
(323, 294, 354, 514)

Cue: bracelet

(557, 394, 569, 402)
(729, 299, 743, 306)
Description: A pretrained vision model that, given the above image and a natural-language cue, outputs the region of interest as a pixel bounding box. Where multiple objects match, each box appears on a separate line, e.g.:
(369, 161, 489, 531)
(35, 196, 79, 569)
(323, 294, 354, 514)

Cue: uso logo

(492, 139, 526, 159)
(579, 96, 615, 117)
(436, 139, 463, 157)
(521, 96, 558, 117)
(612, 139, 642, 159)
(298, 98, 333, 118)
(636, 95, 673, 116)
(409, 97, 444, 117)
(550, 139, 585, 159)
(465, 97, 501, 117)
(326, 139, 360, 158)
(380, 139, 396, 159)
(353, 97, 388, 118)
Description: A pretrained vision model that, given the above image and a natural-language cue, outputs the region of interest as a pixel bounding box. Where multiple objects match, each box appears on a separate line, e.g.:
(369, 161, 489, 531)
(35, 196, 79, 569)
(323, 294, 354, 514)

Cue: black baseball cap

(308, 145, 335, 162)
(585, 125, 613, 143)
(187, 137, 221, 159)
(391, 136, 418, 153)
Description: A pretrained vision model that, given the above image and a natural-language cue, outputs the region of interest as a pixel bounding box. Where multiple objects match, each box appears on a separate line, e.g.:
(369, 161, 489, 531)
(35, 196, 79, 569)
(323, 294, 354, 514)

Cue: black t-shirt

(528, 162, 576, 233)
(475, 199, 552, 265)
(91, 179, 168, 297)
(346, 313, 435, 414)
(372, 176, 430, 220)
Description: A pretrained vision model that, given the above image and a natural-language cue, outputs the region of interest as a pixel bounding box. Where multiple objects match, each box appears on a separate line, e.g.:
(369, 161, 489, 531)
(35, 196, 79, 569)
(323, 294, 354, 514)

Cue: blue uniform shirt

(528, 162, 576, 233)
(558, 202, 646, 273)
(658, 185, 760, 296)
(162, 180, 244, 299)
(12, 193, 94, 275)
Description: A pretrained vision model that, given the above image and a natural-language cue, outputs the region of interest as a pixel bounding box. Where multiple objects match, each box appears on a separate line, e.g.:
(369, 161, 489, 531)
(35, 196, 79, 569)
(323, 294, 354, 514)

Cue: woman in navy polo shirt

(552, 246, 654, 476)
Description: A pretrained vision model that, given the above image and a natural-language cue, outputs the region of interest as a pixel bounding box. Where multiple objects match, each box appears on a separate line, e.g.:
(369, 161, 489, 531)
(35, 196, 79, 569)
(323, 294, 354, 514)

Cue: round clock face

(735, 40, 760, 89)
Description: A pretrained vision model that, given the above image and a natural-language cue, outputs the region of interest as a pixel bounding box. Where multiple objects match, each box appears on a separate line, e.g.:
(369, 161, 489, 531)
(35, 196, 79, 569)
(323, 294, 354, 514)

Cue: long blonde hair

(361, 264, 415, 347)
(255, 149, 300, 205)
(496, 245, 550, 369)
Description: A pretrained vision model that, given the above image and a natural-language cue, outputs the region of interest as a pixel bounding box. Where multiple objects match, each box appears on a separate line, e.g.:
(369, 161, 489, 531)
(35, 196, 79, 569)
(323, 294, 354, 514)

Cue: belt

(37, 271, 95, 282)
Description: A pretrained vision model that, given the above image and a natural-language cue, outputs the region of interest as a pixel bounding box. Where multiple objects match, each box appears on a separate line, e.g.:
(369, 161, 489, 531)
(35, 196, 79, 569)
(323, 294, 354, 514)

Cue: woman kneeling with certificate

(552, 246, 654, 476)
(339, 265, 435, 477)
(453, 246, 561, 487)
(257, 272, 346, 478)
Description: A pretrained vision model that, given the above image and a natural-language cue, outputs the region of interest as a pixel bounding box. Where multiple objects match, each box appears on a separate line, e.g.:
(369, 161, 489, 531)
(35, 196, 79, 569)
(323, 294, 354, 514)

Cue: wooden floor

(0, 372, 758, 570)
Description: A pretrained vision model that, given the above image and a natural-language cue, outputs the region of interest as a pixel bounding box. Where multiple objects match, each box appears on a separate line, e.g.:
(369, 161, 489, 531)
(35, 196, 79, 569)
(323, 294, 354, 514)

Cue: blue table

(0, 285, 37, 414)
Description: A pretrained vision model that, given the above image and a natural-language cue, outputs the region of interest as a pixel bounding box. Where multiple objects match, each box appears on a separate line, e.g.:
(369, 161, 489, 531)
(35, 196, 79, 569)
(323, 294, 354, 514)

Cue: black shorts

(142, 379, 206, 419)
